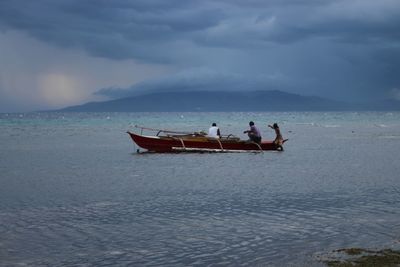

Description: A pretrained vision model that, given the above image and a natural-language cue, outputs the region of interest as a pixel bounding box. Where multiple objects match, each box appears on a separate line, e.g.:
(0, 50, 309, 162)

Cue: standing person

(208, 123, 221, 138)
(243, 121, 261, 143)
(268, 123, 284, 148)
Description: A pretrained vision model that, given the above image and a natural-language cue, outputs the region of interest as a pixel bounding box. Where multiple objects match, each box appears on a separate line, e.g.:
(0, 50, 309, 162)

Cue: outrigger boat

(127, 125, 287, 153)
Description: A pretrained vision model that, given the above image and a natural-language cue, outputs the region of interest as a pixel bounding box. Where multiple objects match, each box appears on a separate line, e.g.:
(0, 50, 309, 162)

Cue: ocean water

(1, 112, 400, 266)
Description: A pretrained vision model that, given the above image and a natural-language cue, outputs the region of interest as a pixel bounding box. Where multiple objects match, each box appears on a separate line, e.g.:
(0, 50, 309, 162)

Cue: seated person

(243, 121, 261, 143)
(208, 123, 221, 138)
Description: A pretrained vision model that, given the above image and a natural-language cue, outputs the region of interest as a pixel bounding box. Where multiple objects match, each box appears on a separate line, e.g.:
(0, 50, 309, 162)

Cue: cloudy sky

(0, 0, 399, 112)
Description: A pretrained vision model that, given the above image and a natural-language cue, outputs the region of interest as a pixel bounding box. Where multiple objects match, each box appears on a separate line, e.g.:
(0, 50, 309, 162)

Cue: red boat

(127, 126, 287, 153)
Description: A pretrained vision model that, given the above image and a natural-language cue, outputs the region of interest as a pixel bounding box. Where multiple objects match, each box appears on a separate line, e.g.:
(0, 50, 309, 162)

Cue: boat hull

(127, 132, 283, 152)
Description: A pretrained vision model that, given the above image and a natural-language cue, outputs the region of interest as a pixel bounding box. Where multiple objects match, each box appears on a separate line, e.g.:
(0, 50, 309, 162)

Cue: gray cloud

(94, 68, 292, 99)
(0, 0, 399, 110)
(194, 1, 400, 48)
(0, 0, 224, 62)
(2, 0, 399, 58)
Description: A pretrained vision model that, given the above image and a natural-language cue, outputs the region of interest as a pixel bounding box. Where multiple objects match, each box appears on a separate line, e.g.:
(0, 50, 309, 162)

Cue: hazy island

(57, 90, 400, 112)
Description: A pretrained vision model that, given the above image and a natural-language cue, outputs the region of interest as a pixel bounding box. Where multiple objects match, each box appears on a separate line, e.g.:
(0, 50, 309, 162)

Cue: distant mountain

(58, 90, 398, 112)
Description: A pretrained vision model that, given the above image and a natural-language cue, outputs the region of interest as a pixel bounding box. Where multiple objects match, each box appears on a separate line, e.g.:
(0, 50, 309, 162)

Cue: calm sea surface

(1, 112, 400, 266)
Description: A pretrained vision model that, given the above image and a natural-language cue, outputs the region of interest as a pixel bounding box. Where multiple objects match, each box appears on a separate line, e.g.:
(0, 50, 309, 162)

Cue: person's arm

(217, 128, 221, 137)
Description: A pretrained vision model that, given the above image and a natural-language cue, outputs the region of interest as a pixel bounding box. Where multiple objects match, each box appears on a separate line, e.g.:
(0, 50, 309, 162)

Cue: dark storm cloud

(0, 0, 223, 61)
(2, 0, 399, 58)
(1, 0, 400, 54)
(1, 0, 400, 103)
(193, 1, 400, 48)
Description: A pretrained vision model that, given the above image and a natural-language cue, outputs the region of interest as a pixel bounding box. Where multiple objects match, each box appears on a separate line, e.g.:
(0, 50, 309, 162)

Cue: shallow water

(1, 112, 400, 266)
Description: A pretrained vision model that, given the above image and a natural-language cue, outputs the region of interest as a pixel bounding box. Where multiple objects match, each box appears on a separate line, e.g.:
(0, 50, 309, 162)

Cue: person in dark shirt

(244, 121, 261, 143)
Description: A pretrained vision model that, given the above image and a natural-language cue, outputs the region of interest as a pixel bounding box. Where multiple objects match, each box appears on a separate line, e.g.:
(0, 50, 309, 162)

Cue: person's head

(273, 123, 279, 129)
(249, 121, 254, 126)
(212, 123, 217, 127)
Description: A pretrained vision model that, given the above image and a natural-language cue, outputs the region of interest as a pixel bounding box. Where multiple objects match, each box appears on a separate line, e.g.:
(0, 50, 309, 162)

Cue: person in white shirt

(208, 123, 221, 138)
